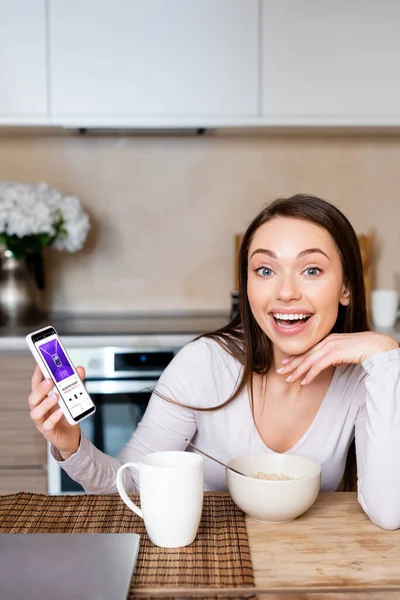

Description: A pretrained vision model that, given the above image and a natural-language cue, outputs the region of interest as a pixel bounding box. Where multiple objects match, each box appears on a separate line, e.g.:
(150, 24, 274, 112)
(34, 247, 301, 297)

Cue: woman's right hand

(28, 364, 84, 460)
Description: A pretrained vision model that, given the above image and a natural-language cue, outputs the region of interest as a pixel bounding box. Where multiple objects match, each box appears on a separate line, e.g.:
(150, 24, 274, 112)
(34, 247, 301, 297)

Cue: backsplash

(0, 130, 399, 313)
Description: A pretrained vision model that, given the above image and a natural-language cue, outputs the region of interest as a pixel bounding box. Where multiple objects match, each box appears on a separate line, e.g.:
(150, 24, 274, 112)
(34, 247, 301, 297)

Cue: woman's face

(247, 216, 350, 358)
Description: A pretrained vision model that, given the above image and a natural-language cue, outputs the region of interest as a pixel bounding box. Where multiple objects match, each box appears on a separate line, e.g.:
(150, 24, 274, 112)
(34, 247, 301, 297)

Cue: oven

(47, 345, 180, 494)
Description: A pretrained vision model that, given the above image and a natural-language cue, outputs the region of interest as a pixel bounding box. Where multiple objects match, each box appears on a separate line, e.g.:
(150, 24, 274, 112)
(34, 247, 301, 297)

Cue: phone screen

(33, 327, 95, 421)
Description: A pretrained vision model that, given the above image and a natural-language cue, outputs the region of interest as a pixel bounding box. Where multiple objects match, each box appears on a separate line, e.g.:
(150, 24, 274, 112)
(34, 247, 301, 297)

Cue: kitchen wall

(0, 130, 399, 314)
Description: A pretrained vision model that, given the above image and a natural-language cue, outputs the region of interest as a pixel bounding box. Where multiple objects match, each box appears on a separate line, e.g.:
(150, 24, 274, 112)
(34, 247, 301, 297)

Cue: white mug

(371, 289, 400, 329)
(116, 451, 204, 548)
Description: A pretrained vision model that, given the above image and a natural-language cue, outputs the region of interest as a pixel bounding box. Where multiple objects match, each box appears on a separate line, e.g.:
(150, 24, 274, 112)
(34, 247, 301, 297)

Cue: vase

(0, 248, 43, 326)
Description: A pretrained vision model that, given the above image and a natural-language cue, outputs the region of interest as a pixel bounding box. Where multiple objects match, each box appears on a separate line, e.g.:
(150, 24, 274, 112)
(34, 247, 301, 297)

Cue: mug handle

(116, 462, 143, 519)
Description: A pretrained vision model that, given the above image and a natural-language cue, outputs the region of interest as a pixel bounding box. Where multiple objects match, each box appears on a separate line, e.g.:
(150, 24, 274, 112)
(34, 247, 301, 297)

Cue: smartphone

(26, 325, 96, 426)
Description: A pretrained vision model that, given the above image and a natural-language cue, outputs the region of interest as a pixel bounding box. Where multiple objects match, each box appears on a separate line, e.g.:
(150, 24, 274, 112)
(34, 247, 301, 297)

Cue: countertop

(0, 311, 231, 350)
(1, 312, 399, 351)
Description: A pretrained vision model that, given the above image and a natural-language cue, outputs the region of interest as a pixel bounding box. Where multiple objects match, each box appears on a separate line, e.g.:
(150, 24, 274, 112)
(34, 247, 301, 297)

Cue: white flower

(52, 196, 91, 252)
(0, 181, 90, 252)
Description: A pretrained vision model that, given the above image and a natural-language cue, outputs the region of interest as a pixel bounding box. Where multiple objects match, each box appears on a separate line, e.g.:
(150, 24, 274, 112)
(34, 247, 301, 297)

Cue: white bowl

(226, 454, 321, 523)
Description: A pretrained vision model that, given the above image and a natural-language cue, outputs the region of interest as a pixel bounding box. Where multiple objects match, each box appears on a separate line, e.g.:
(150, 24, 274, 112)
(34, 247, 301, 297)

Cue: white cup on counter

(371, 289, 400, 329)
(116, 451, 204, 548)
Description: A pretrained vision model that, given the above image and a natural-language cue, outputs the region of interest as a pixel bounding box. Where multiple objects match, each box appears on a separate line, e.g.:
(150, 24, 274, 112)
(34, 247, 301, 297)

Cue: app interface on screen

(36, 334, 94, 418)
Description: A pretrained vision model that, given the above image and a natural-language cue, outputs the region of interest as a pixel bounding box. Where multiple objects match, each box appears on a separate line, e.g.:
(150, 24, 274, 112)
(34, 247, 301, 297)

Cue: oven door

(47, 378, 157, 495)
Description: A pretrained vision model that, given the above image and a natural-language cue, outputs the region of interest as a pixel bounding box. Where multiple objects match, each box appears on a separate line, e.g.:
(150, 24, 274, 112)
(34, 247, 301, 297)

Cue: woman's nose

(276, 274, 301, 301)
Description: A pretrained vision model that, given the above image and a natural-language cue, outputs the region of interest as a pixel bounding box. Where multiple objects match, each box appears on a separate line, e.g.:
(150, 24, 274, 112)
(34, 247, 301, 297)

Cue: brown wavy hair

(162, 194, 368, 490)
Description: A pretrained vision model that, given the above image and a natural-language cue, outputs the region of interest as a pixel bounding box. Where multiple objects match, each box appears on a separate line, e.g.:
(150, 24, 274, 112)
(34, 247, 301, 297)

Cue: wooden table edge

(130, 584, 400, 597)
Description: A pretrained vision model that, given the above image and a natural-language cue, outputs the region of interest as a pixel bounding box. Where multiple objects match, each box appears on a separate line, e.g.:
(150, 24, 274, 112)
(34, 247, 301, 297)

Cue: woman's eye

(304, 267, 322, 277)
(255, 267, 274, 277)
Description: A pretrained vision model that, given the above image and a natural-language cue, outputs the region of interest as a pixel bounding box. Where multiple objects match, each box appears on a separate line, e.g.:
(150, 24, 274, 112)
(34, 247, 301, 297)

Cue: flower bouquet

(0, 181, 90, 259)
(0, 182, 90, 323)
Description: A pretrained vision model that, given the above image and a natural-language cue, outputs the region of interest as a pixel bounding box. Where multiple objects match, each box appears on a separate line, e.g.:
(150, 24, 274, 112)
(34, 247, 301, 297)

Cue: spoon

(185, 439, 247, 477)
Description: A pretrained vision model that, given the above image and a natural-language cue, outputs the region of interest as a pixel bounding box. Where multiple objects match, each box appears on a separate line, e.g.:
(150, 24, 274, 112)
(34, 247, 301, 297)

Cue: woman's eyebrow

(250, 247, 331, 260)
(297, 248, 331, 260)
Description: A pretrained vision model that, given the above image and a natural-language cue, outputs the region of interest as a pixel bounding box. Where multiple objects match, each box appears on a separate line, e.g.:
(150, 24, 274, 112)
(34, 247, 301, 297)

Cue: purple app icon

(38, 339, 74, 382)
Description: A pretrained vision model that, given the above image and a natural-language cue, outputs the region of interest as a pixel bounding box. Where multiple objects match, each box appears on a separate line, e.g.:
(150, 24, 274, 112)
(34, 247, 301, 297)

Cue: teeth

(273, 313, 311, 321)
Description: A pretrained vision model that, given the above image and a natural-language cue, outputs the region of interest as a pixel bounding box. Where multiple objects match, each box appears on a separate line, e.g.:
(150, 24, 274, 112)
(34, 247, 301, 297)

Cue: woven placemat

(0, 491, 255, 599)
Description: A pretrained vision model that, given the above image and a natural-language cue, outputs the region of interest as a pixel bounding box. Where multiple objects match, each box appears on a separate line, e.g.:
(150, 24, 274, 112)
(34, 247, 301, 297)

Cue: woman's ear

(339, 282, 351, 306)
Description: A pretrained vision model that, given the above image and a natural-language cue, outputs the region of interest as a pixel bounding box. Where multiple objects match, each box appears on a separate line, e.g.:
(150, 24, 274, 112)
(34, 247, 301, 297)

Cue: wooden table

(246, 492, 400, 599)
(1, 491, 399, 598)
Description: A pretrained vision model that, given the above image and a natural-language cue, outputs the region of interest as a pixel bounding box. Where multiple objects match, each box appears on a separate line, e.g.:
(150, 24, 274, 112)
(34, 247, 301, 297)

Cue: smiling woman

(27, 194, 400, 531)
(247, 218, 351, 355)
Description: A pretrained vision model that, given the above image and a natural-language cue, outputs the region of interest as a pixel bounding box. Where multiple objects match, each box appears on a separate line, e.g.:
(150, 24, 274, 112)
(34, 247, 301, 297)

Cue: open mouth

(271, 313, 313, 328)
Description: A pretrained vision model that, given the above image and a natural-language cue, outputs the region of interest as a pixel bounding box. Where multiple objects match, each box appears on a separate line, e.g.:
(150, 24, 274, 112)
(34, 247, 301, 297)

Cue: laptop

(0, 533, 140, 600)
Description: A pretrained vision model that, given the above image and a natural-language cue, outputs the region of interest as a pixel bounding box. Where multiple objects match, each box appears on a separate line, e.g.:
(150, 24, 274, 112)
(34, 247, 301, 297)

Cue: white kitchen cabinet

(0, 0, 48, 123)
(49, 0, 259, 127)
(261, 0, 400, 125)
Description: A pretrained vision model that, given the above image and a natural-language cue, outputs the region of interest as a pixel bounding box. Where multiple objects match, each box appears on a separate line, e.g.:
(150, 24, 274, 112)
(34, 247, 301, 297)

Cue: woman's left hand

(277, 332, 399, 385)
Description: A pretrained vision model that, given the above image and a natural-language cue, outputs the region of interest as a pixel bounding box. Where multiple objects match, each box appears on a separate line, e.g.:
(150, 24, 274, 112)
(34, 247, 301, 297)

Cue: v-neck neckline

(250, 367, 339, 455)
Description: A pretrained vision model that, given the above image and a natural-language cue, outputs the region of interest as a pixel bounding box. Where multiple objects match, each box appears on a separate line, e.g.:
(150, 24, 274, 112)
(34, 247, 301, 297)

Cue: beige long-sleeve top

(52, 338, 400, 530)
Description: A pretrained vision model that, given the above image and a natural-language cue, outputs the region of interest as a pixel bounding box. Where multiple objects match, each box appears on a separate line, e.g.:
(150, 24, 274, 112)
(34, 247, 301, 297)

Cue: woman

(28, 194, 400, 530)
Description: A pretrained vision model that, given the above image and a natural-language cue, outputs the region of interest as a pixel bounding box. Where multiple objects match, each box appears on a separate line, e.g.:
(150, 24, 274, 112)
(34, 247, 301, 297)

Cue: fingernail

(282, 358, 290, 364)
(49, 392, 58, 401)
(285, 375, 293, 382)
(301, 378, 307, 385)
(45, 378, 52, 386)
(276, 367, 285, 373)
